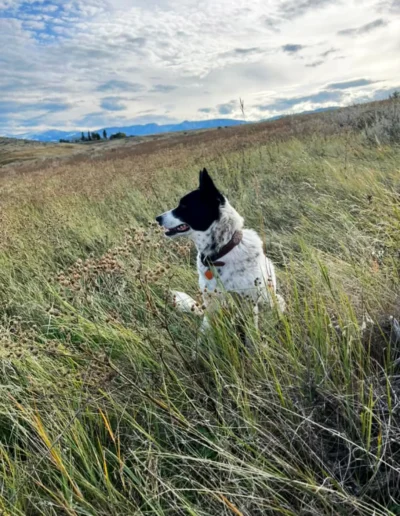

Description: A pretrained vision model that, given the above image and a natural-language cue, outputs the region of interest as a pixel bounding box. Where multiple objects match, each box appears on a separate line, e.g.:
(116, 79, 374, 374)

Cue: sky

(0, 0, 399, 135)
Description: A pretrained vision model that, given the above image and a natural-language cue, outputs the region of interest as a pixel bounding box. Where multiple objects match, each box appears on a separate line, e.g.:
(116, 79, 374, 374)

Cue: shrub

(110, 132, 127, 140)
(332, 99, 400, 144)
(364, 101, 400, 144)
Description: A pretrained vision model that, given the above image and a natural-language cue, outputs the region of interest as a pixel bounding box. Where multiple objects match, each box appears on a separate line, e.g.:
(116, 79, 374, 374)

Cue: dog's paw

(170, 291, 204, 316)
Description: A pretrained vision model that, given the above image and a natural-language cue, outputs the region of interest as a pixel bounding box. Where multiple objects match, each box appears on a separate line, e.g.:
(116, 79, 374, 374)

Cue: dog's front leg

(253, 303, 259, 331)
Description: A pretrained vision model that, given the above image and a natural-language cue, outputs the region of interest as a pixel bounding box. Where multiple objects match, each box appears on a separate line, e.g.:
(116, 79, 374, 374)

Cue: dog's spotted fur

(156, 168, 285, 333)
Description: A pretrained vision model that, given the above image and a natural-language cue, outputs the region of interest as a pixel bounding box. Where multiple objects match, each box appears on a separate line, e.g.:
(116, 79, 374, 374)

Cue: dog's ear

(199, 168, 223, 202)
(199, 168, 213, 190)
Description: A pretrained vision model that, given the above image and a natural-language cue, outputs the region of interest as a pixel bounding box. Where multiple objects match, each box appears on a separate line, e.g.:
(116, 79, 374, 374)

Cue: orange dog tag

(205, 269, 214, 280)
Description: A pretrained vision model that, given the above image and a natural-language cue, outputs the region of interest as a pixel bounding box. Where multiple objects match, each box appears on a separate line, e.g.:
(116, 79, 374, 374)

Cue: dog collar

(201, 230, 243, 279)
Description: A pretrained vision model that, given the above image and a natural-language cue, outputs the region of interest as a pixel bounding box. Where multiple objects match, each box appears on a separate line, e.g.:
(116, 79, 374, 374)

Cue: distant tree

(103, 129, 107, 139)
(87, 131, 92, 141)
(110, 132, 127, 140)
(389, 90, 400, 100)
(91, 132, 101, 141)
(81, 132, 85, 141)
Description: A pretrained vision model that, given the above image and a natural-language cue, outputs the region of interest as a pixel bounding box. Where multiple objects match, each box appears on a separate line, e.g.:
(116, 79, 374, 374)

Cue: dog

(156, 168, 285, 336)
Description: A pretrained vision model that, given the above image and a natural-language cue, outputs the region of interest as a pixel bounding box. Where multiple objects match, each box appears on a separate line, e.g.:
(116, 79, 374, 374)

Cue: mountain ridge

(8, 119, 247, 143)
(3, 107, 340, 142)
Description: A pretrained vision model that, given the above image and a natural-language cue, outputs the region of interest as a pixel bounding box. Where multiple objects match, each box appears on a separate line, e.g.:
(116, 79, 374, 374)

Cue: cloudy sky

(0, 0, 399, 135)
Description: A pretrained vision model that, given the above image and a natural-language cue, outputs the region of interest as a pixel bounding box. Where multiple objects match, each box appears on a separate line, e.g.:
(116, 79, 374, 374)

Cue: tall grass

(0, 112, 400, 514)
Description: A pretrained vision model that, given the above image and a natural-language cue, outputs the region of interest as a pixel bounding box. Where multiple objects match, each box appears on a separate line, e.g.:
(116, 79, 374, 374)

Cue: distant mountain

(105, 119, 247, 138)
(5, 108, 340, 143)
(15, 130, 81, 142)
(11, 119, 247, 143)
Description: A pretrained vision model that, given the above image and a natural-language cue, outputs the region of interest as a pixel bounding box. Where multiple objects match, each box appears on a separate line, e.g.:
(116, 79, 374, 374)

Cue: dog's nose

(155, 215, 163, 225)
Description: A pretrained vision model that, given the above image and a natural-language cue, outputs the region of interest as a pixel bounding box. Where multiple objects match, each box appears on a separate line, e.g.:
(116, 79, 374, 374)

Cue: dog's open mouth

(165, 224, 190, 237)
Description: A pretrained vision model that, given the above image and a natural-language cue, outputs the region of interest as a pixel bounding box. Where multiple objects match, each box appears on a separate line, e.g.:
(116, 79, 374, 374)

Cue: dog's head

(156, 168, 225, 238)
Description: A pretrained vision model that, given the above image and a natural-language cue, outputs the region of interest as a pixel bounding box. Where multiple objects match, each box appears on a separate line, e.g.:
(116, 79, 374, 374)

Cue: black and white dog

(156, 168, 285, 333)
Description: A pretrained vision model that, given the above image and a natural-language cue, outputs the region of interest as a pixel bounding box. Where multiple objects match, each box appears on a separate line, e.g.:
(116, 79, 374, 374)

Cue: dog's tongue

(165, 223, 190, 236)
(177, 224, 189, 232)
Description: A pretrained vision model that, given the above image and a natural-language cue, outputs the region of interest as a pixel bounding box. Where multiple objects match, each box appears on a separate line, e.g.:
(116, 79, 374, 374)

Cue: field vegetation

(0, 98, 400, 515)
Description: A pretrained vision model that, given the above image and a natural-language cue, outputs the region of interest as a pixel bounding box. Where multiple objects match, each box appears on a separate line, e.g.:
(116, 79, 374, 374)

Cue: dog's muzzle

(155, 214, 190, 237)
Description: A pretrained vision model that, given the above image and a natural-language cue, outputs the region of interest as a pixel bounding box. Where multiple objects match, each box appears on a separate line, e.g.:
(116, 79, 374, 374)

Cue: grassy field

(0, 138, 82, 168)
(0, 100, 400, 515)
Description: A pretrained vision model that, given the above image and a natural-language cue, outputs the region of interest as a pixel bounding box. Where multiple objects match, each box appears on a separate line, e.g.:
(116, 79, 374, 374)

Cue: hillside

(0, 104, 374, 173)
(0, 99, 400, 515)
(0, 123, 255, 171)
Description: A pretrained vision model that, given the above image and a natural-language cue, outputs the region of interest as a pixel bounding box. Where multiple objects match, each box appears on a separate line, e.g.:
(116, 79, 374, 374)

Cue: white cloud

(0, 0, 399, 134)
(23, 20, 46, 30)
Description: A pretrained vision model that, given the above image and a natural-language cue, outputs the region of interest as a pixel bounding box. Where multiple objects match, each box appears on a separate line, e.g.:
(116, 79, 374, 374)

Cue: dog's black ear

(199, 168, 224, 202)
(199, 168, 213, 190)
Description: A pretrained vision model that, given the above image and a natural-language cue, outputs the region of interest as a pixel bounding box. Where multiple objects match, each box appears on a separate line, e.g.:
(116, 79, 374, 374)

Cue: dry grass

(0, 137, 83, 168)
(0, 99, 400, 515)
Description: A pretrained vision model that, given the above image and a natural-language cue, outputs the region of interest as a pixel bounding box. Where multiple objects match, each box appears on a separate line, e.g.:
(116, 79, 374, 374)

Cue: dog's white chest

(197, 234, 277, 307)
(198, 264, 220, 291)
